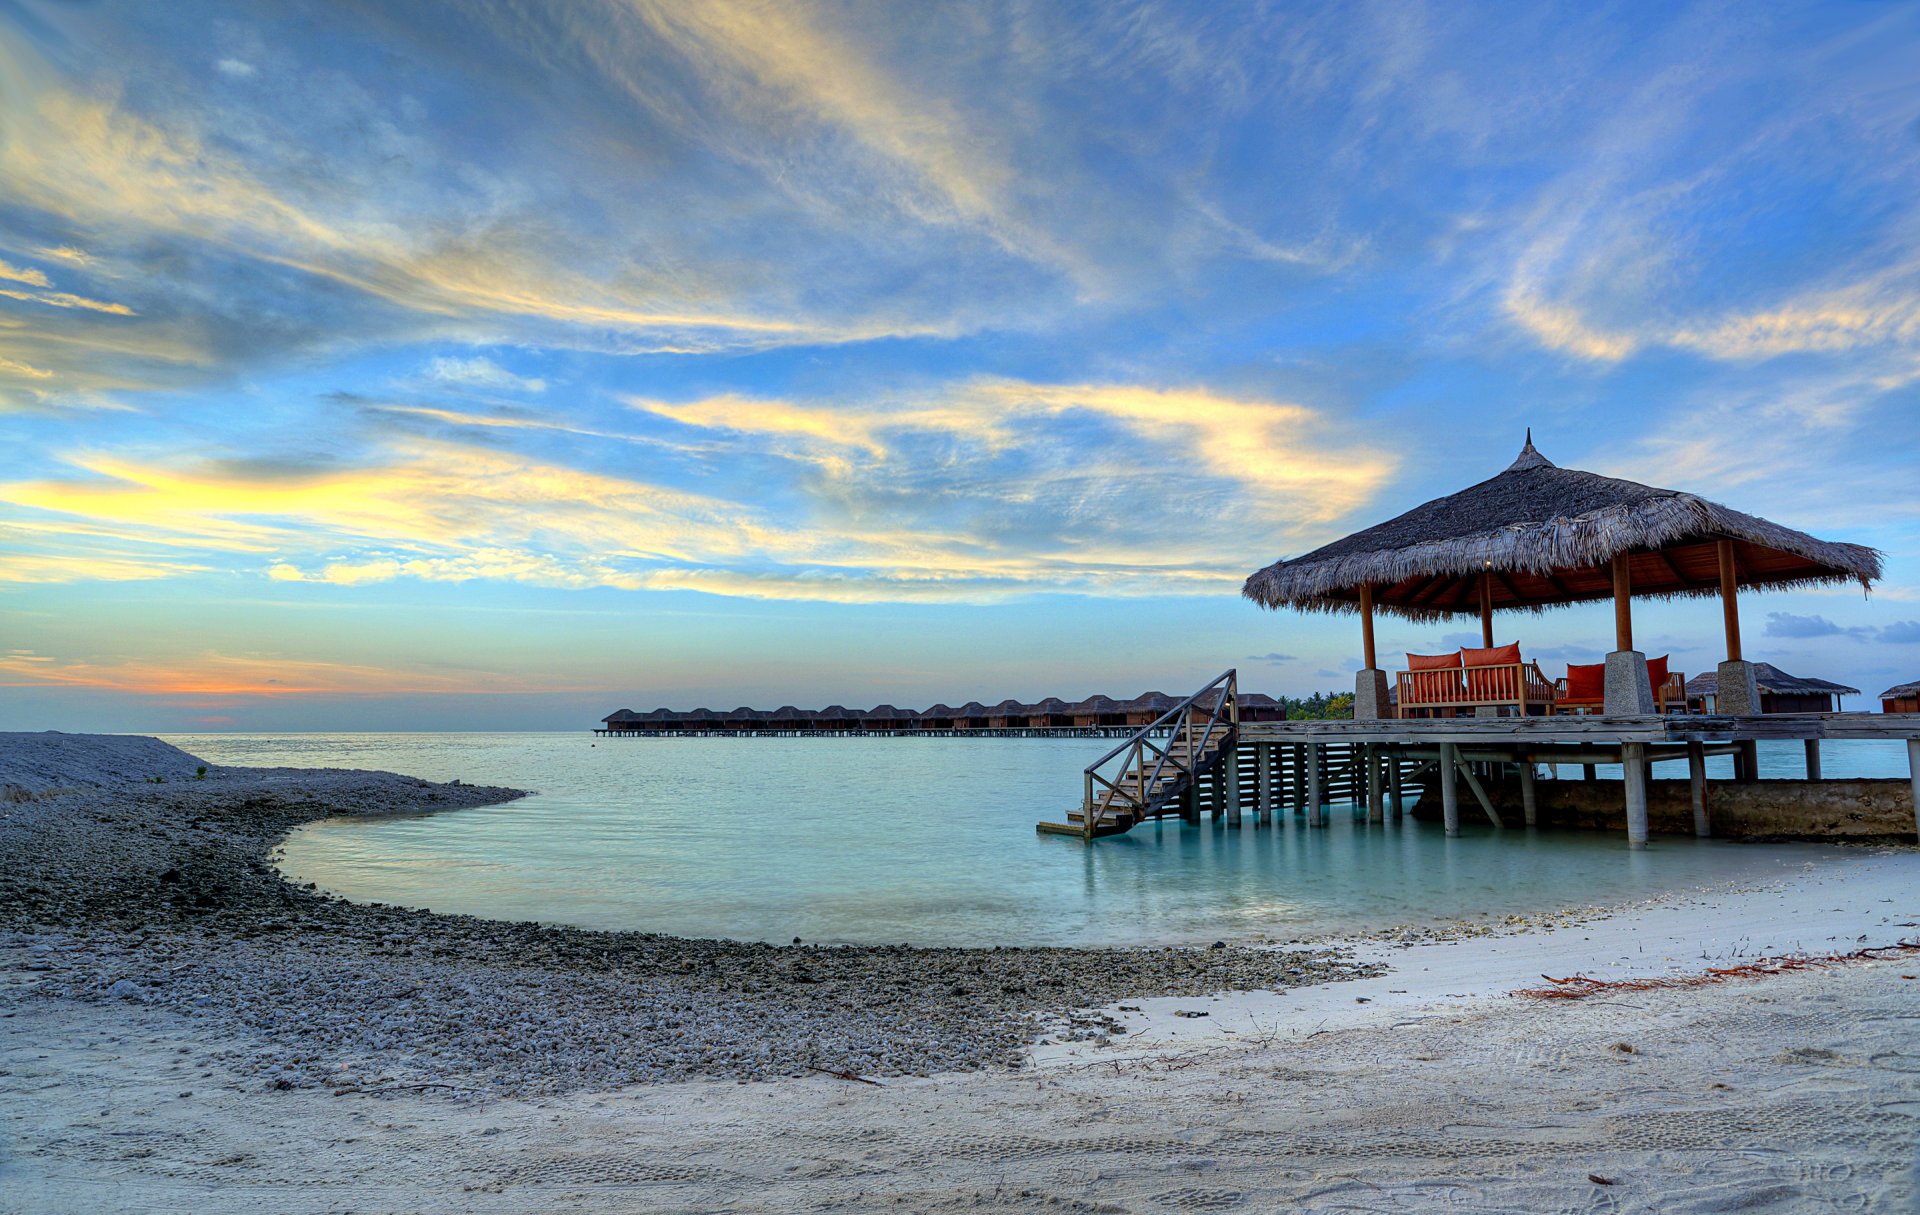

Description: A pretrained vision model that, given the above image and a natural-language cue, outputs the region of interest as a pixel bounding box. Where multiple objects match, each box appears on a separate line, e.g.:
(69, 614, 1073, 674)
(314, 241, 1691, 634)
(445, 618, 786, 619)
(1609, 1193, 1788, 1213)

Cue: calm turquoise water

(162, 733, 1908, 948)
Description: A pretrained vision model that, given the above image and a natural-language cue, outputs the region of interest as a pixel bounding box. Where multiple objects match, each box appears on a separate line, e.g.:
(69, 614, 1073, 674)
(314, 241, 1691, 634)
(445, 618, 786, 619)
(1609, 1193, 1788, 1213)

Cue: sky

(1, 0, 1918, 732)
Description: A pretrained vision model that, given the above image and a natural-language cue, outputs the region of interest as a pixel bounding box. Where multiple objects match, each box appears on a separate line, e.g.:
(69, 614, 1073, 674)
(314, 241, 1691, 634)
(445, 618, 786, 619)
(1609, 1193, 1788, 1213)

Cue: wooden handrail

(1081, 669, 1237, 836)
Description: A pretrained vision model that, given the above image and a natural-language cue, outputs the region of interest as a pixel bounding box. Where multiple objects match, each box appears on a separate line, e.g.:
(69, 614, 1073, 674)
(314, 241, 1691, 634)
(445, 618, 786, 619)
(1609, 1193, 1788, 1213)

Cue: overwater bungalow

(954, 701, 993, 730)
(1029, 697, 1075, 728)
(919, 703, 958, 730)
(1070, 695, 1127, 728)
(987, 699, 1031, 729)
(1121, 692, 1176, 727)
(1882, 683, 1920, 714)
(865, 704, 919, 732)
(1685, 665, 1859, 714)
(813, 705, 860, 731)
(1238, 692, 1287, 722)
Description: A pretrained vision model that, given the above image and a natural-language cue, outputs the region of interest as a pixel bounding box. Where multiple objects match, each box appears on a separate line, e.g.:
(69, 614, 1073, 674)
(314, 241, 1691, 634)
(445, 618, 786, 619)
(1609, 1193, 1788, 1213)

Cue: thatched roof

(1243, 435, 1881, 621)
(1878, 681, 1920, 700)
(1684, 663, 1859, 698)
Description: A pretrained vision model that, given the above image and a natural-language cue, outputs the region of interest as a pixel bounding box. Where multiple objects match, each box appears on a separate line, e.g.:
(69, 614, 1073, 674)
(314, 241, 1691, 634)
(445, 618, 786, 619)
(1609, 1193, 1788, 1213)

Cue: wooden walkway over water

(1037, 670, 1920, 847)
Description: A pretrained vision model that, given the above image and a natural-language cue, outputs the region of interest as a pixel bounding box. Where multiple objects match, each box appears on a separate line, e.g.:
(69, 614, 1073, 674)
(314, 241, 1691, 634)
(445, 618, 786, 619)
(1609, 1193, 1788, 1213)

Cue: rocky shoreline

(0, 734, 1379, 1096)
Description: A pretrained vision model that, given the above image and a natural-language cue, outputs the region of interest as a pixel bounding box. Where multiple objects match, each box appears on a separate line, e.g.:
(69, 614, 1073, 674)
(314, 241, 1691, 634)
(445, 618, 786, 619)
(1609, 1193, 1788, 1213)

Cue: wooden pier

(1039, 669, 1920, 846)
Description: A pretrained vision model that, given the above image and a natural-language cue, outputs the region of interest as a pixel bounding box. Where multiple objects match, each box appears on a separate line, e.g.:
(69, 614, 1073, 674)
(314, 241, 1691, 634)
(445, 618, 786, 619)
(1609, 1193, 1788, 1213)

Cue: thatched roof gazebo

(1244, 434, 1880, 716)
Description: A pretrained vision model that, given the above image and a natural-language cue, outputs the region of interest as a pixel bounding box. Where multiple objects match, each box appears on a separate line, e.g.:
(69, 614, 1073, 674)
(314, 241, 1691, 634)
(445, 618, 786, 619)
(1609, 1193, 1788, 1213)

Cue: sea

(161, 733, 1913, 949)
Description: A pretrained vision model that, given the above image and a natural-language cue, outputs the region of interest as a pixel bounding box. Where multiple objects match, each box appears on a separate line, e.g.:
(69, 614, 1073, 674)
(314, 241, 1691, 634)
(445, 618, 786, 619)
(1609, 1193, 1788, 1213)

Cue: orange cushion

(1460, 643, 1520, 668)
(1565, 663, 1605, 701)
(1646, 654, 1670, 688)
(1407, 651, 1463, 670)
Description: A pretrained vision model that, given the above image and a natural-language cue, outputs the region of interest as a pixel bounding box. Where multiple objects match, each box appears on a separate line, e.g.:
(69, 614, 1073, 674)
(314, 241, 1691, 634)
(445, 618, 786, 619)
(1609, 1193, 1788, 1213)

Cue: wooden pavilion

(1244, 434, 1880, 720)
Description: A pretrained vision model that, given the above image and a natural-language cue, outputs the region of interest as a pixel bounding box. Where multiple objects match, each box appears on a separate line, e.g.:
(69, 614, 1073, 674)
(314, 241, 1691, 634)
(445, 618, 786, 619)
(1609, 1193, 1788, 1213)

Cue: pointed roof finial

(1505, 428, 1554, 472)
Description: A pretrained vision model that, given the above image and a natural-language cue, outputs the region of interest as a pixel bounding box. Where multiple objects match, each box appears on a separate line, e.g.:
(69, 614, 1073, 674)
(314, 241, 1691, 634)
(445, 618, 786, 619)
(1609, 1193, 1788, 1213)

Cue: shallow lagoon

(167, 733, 1910, 948)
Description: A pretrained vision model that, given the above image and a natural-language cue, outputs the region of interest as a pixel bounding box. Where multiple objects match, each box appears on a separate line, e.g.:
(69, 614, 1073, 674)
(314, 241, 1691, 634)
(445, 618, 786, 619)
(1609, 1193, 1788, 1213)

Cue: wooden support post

(1479, 571, 1495, 648)
(1225, 746, 1242, 827)
(1909, 739, 1920, 844)
(1687, 740, 1709, 837)
(1803, 739, 1821, 782)
(1519, 761, 1537, 828)
(1717, 538, 1742, 662)
(1365, 743, 1383, 823)
(1612, 553, 1634, 653)
(1738, 740, 1760, 784)
(1359, 584, 1377, 671)
(1256, 744, 1272, 822)
(1439, 742, 1460, 837)
(1454, 753, 1503, 828)
(1622, 741, 1650, 850)
(1583, 763, 1596, 782)
(1306, 742, 1325, 828)
(1387, 745, 1403, 818)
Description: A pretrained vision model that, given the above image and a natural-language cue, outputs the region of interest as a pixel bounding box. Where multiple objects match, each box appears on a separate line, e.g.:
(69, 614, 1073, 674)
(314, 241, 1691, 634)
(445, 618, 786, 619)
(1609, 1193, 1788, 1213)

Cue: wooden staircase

(1037, 670, 1237, 840)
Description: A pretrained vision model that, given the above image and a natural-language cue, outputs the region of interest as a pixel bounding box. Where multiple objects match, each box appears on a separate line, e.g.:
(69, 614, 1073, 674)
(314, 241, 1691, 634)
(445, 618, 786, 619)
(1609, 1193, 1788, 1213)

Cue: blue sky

(1, 0, 1917, 731)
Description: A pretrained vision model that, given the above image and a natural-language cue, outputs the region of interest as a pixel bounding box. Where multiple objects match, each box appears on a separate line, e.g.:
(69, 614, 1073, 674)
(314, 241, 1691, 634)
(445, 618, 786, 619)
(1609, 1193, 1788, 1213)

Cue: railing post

(1083, 768, 1094, 841)
(1306, 741, 1324, 828)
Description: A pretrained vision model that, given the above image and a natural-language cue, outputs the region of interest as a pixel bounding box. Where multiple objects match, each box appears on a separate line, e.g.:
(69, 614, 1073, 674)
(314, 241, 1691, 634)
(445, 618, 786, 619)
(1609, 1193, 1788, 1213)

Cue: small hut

(1881, 682, 1920, 714)
(1243, 434, 1880, 717)
(601, 708, 640, 733)
(987, 699, 1032, 729)
(1238, 692, 1287, 722)
(1121, 692, 1177, 727)
(1685, 664, 1859, 714)
(953, 701, 992, 730)
(1029, 697, 1074, 728)
(865, 704, 918, 733)
(1069, 695, 1126, 728)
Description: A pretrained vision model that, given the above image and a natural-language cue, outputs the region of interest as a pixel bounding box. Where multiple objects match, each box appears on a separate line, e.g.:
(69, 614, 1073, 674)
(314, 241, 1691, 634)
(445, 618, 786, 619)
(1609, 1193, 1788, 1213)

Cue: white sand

(4, 850, 1916, 1213)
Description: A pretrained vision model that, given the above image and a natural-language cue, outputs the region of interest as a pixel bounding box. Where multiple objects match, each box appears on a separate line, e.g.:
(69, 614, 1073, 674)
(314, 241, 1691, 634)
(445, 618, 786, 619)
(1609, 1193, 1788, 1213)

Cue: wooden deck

(1037, 670, 1920, 847)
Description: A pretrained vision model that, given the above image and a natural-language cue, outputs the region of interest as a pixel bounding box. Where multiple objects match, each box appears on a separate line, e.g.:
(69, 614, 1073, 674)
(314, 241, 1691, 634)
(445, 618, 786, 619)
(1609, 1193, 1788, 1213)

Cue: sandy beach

(3, 734, 1916, 1212)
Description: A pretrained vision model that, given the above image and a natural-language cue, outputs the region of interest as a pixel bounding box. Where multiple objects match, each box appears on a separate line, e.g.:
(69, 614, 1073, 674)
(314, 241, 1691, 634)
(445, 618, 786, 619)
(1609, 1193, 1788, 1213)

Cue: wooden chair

(1396, 645, 1554, 717)
(1552, 657, 1685, 714)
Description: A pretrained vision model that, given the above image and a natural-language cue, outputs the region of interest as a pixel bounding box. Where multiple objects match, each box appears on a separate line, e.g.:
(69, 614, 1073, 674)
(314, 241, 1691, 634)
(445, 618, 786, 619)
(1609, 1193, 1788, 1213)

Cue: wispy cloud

(0, 649, 589, 696)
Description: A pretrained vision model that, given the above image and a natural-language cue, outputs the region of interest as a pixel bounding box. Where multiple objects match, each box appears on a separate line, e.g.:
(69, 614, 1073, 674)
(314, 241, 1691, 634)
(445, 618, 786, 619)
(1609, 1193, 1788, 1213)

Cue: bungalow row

(599, 692, 1289, 734)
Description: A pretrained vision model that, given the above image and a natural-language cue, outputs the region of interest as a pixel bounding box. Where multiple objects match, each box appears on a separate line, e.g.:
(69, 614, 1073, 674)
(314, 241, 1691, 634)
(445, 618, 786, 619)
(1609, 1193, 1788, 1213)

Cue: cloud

(422, 356, 546, 394)
(1763, 612, 1874, 641)
(0, 258, 52, 287)
(1876, 620, 1920, 645)
(1247, 652, 1299, 664)
(0, 649, 591, 696)
(215, 58, 256, 80)
(0, 285, 135, 315)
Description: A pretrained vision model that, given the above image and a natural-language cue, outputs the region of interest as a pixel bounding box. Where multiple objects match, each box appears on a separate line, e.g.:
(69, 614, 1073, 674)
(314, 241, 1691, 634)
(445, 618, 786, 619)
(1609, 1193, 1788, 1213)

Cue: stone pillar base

(1354, 668, 1391, 720)
(1716, 659, 1761, 716)
(1604, 650, 1655, 716)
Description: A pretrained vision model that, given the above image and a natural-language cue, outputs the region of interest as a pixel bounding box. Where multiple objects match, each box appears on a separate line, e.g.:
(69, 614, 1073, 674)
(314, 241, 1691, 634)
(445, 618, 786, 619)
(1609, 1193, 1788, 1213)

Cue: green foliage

(1277, 691, 1354, 720)
(195, 765, 207, 779)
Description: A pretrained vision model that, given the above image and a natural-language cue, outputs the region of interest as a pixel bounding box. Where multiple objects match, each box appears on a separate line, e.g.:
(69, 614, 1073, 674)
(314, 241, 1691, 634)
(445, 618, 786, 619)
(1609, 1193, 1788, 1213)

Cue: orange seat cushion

(1404, 651, 1463, 704)
(1646, 654, 1670, 690)
(1461, 643, 1521, 699)
(1564, 662, 1605, 701)
(1460, 643, 1520, 668)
